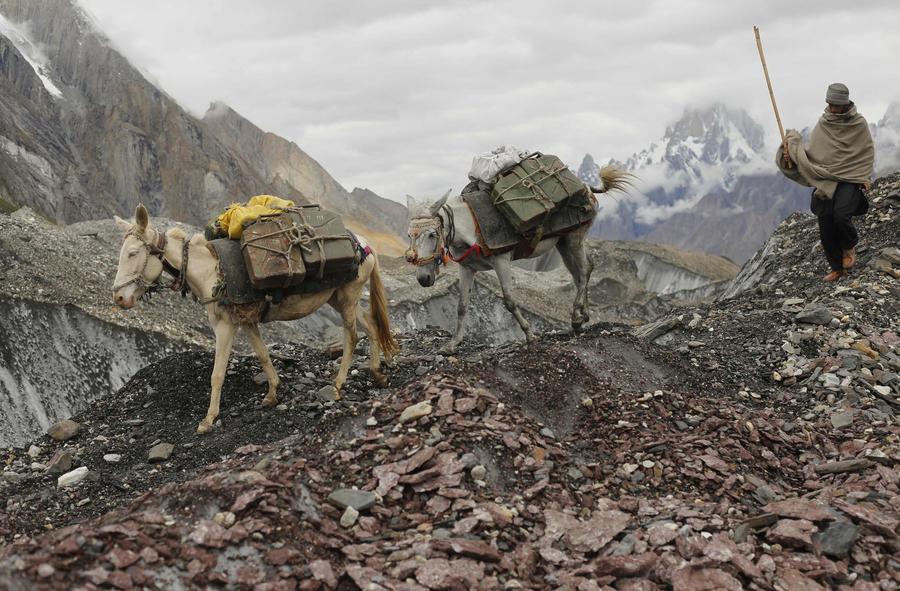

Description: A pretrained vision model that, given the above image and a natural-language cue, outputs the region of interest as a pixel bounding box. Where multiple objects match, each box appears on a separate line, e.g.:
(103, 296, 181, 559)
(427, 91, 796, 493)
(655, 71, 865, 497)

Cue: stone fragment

(795, 305, 832, 325)
(829, 410, 853, 429)
(399, 401, 433, 424)
(213, 511, 236, 528)
(47, 419, 80, 441)
(27, 444, 42, 458)
(768, 518, 817, 548)
(470, 465, 487, 481)
(103, 454, 122, 463)
(57, 466, 91, 488)
(814, 519, 858, 558)
(340, 506, 359, 528)
(764, 499, 834, 522)
(594, 552, 658, 577)
(46, 450, 73, 474)
(309, 560, 337, 588)
(316, 385, 338, 402)
(148, 443, 174, 463)
(327, 488, 377, 512)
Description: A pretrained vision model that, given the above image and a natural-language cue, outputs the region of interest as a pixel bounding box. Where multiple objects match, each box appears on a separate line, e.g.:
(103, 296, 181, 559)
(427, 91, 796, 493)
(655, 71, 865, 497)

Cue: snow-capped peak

(625, 103, 766, 173)
(0, 14, 63, 99)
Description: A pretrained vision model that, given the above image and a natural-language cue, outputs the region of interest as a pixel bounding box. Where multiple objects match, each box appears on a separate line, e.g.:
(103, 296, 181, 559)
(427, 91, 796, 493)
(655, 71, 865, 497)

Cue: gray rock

(57, 466, 94, 488)
(47, 419, 81, 441)
(1, 471, 26, 483)
(830, 411, 854, 429)
(148, 443, 175, 463)
(327, 488, 377, 512)
(471, 465, 487, 481)
(340, 506, 359, 528)
(815, 520, 858, 558)
(27, 445, 42, 458)
(46, 450, 73, 474)
(795, 305, 833, 325)
(820, 373, 841, 388)
(415, 365, 429, 376)
(540, 427, 556, 439)
(252, 372, 268, 385)
(315, 385, 339, 402)
(460, 453, 478, 469)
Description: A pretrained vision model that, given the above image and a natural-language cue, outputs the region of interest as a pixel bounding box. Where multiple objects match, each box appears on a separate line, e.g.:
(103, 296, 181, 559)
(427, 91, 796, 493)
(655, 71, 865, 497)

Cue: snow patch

(0, 135, 55, 180)
(0, 14, 63, 98)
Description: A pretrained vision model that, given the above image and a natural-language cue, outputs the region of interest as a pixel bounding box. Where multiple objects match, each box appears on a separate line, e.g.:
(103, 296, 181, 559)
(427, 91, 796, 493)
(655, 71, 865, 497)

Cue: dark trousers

(811, 182, 868, 271)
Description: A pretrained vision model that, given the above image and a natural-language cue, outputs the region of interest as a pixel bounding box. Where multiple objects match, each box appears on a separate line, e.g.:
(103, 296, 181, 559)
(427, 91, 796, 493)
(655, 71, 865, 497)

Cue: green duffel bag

(491, 153, 585, 233)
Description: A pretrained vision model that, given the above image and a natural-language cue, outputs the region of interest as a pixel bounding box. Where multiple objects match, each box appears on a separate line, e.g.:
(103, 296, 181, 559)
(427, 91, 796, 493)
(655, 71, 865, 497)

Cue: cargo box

(289, 208, 359, 279)
(491, 153, 585, 233)
(240, 214, 307, 290)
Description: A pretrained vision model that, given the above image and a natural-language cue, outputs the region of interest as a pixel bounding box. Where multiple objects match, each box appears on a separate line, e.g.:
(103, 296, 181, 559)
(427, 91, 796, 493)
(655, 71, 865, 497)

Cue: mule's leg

(198, 316, 237, 434)
(244, 322, 280, 407)
(557, 230, 591, 331)
(441, 264, 475, 354)
(493, 256, 536, 343)
(329, 291, 361, 398)
(356, 307, 388, 387)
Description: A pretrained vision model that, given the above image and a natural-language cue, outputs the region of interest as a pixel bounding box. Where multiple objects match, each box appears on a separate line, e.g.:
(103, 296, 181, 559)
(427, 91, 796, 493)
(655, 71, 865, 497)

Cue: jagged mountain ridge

(0, 0, 404, 254)
(578, 103, 900, 263)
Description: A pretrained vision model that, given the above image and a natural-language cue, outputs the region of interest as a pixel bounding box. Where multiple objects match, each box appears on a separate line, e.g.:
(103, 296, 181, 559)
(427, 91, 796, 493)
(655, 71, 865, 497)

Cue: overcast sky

(82, 0, 900, 202)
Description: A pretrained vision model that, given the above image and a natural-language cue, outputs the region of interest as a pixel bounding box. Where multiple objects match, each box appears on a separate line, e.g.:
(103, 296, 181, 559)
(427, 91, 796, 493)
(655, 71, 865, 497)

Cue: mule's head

(112, 204, 164, 309)
(406, 190, 451, 288)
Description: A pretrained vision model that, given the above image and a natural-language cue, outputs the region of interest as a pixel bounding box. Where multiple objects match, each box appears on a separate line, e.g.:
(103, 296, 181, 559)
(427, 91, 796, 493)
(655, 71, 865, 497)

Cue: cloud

(81, 0, 900, 203)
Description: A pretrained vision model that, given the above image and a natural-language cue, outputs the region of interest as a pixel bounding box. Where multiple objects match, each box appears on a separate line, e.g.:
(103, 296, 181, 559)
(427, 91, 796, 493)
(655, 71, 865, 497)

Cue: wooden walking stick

(753, 26, 791, 167)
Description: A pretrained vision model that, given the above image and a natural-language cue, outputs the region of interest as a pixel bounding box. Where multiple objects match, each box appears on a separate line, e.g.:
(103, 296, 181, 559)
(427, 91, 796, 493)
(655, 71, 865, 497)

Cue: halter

(405, 216, 446, 267)
(406, 204, 483, 267)
(112, 228, 190, 300)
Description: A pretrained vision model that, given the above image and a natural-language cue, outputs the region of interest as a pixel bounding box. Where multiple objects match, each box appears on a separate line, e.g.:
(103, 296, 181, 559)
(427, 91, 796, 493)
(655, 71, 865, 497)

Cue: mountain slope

(0, 0, 405, 256)
(0, 0, 294, 224)
(202, 102, 407, 255)
(583, 104, 809, 262)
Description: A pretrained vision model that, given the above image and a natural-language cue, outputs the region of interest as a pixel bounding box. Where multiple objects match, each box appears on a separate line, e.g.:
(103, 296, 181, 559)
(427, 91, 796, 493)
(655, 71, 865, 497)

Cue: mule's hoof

(334, 391, 343, 401)
(439, 343, 458, 355)
(261, 395, 278, 408)
(196, 420, 213, 435)
(525, 334, 538, 344)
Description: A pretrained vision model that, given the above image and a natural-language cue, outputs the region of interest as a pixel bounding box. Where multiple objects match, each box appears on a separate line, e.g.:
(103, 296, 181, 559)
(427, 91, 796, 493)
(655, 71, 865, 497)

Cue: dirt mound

(2, 325, 897, 589)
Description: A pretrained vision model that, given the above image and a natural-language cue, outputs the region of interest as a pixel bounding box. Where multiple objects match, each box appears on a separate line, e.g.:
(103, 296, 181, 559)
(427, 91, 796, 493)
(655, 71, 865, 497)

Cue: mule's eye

(427, 231, 435, 238)
(128, 251, 138, 258)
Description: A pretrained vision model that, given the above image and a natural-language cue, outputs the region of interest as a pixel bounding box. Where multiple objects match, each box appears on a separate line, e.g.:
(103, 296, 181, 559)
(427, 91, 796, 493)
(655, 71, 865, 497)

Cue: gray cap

(826, 82, 850, 106)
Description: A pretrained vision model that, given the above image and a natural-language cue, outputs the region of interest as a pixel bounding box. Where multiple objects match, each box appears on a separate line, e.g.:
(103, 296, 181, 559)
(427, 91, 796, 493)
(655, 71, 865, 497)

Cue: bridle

(113, 228, 190, 300)
(405, 216, 447, 267)
(406, 203, 483, 267)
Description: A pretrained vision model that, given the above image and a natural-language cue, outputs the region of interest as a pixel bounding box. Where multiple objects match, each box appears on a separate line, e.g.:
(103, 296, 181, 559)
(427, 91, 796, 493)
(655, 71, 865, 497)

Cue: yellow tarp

(216, 195, 295, 239)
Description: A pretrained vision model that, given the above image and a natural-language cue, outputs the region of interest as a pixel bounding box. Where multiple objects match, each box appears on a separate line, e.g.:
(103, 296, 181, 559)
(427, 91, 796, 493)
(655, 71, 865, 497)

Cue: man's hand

(782, 145, 793, 167)
(863, 181, 871, 193)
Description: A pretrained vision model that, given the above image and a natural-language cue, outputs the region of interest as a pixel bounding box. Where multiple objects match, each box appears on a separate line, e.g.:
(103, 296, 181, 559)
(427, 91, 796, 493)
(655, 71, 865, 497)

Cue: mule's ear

(428, 189, 452, 217)
(135, 203, 149, 232)
(405, 195, 417, 214)
(114, 215, 131, 233)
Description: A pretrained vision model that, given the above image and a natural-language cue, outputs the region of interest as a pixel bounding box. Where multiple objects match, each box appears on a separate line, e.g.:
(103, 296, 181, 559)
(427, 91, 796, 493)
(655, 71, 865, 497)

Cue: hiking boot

(824, 270, 846, 282)
(842, 248, 856, 269)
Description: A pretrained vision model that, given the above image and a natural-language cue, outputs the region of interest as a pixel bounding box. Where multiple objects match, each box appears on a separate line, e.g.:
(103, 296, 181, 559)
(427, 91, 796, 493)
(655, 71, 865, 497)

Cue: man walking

(777, 83, 875, 281)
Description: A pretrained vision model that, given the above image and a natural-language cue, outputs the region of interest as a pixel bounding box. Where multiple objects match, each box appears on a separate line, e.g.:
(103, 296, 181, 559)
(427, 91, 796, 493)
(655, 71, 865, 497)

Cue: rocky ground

(0, 177, 897, 589)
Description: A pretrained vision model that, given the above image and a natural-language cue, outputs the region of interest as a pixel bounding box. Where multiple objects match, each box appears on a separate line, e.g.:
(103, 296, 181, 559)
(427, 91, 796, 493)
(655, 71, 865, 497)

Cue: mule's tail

(589, 165, 637, 195)
(369, 255, 398, 358)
